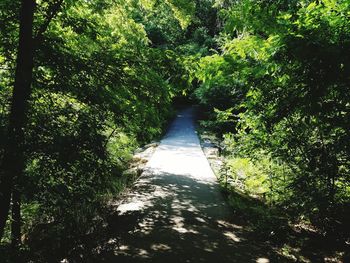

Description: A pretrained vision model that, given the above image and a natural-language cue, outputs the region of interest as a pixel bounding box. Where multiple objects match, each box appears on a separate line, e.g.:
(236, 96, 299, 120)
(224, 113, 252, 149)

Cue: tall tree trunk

(0, 0, 36, 241)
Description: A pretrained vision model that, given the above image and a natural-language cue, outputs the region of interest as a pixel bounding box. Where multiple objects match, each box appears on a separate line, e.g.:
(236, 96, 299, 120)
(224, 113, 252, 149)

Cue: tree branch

(34, 0, 64, 44)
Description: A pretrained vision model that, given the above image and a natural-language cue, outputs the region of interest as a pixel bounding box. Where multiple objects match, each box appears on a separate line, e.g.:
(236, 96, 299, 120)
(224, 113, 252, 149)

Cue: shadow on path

(90, 171, 292, 263)
(82, 108, 293, 263)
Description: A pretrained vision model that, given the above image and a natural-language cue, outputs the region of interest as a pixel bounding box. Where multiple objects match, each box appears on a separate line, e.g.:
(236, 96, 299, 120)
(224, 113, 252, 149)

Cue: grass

(198, 127, 348, 263)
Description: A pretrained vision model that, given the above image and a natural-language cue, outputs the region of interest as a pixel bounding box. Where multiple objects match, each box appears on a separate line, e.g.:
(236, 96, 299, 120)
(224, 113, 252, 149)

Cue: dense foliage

(196, 0, 350, 236)
(0, 0, 216, 258)
(0, 0, 348, 260)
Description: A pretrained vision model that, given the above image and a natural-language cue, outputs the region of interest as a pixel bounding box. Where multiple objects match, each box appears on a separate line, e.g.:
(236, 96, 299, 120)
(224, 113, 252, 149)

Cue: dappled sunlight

(224, 231, 241, 242)
(170, 215, 199, 234)
(256, 257, 270, 263)
(131, 248, 150, 258)
(1, 0, 346, 261)
(195, 217, 206, 223)
(151, 243, 171, 251)
(92, 108, 295, 262)
(117, 201, 144, 213)
(118, 245, 129, 251)
(217, 220, 243, 230)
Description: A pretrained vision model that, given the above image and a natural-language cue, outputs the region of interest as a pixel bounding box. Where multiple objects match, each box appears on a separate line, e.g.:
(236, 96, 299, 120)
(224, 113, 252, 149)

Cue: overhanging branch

(34, 0, 64, 44)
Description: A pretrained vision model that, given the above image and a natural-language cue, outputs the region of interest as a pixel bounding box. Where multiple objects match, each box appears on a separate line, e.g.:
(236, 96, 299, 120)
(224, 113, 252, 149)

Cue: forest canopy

(0, 0, 349, 261)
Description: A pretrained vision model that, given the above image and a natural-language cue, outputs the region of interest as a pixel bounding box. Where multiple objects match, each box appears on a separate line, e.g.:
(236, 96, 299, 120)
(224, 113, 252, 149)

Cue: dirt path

(99, 108, 283, 263)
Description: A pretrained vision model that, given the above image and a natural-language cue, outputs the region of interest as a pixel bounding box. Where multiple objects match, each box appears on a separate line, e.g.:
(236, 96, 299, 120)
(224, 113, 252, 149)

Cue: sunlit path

(100, 108, 282, 263)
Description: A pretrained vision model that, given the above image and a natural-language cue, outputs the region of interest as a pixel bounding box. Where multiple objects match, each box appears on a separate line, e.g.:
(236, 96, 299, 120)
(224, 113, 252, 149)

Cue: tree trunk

(0, 0, 36, 241)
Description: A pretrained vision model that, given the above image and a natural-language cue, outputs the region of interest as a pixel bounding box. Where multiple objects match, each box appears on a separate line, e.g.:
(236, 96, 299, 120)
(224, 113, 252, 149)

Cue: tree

(195, 0, 350, 233)
(0, 0, 36, 243)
